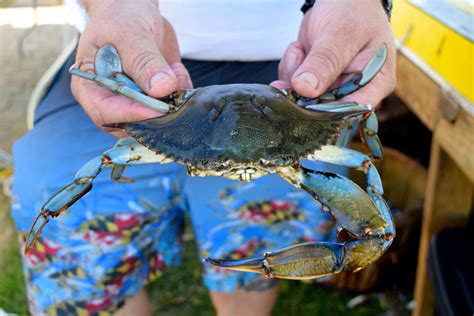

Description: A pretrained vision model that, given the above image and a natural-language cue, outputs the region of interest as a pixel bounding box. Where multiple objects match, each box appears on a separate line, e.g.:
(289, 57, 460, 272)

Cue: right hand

(72, 0, 192, 131)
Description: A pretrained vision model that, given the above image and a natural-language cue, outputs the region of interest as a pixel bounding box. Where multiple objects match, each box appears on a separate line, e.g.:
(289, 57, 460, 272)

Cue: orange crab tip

(385, 233, 394, 241)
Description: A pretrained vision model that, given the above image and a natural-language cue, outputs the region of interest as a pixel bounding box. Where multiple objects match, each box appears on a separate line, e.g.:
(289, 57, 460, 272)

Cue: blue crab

(25, 44, 394, 279)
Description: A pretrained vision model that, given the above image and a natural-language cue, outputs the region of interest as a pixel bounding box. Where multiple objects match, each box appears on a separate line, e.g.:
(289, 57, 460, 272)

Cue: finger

(278, 41, 306, 82)
(270, 80, 291, 90)
(291, 34, 358, 98)
(171, 62, 193, 89)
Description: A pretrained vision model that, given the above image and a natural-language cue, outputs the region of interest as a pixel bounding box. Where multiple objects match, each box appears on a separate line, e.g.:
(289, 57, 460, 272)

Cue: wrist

(301, 0, 392, 19)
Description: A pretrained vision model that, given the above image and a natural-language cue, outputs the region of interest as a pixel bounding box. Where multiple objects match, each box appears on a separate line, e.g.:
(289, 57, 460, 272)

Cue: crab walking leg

(303, 103, 382, 157)
(25, 138, 169, 252)
(359, 111, 383, 159)
(304, 104, 382, 159)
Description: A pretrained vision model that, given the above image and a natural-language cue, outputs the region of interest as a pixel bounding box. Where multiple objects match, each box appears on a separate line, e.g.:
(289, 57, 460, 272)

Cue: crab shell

(106, 84, 369, 181)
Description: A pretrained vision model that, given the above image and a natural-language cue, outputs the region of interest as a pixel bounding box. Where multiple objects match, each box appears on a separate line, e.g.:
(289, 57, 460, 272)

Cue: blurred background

(0, 0, 472, 315)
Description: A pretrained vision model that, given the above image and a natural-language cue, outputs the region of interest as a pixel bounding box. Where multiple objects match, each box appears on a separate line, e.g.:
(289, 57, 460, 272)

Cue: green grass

(0, 236, 384, 315)
(0, 242, 29, 315)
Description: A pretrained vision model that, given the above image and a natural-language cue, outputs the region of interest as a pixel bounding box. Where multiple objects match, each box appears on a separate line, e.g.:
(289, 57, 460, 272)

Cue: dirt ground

(0, 4, 76, 262)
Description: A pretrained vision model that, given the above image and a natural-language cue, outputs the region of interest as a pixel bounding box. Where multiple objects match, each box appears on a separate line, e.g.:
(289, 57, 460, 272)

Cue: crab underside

(25, 44, 395, 280)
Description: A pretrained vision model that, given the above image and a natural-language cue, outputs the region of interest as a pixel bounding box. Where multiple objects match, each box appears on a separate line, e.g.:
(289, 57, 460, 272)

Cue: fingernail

(285, 53, 299, 73)
(150, 72, 171, 89)
(297, 72, 319, 90)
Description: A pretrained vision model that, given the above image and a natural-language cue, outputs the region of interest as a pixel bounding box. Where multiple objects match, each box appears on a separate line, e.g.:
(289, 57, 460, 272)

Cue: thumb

(291, 40, 354, 98)
(118, 34, 178, 98)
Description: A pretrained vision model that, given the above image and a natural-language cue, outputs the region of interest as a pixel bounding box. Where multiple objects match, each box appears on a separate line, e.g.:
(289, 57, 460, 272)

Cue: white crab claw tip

(367, 104, 374, 111)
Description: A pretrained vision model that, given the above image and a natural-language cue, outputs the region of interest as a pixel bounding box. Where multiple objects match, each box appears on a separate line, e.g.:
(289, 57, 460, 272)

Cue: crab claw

(205, 242, 345, 280)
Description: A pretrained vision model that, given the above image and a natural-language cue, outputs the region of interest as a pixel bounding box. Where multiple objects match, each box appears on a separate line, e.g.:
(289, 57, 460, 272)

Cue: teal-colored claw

(206, 153, 395, 280)
(300, 170, 387, 237)
(205, 140, 394, 280)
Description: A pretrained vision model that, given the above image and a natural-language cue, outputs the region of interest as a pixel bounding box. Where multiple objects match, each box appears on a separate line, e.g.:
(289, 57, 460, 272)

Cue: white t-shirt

(66, 0, 302, 61)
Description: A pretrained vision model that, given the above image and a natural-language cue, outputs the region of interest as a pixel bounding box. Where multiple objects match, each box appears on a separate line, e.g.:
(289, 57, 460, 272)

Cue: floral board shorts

(10, 53, 336, 315)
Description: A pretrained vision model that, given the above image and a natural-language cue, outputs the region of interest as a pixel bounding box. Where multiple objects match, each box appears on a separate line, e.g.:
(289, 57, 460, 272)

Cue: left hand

(272, 0, 396, 106)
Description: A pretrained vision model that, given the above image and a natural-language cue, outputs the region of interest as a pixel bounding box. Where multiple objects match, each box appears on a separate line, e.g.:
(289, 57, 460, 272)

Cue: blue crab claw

(206, 146, 395, 279)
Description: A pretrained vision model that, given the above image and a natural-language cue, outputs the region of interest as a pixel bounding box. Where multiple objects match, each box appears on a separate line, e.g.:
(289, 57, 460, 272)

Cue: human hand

(273, 0, 395, 106)
(72, 0, 192, 130)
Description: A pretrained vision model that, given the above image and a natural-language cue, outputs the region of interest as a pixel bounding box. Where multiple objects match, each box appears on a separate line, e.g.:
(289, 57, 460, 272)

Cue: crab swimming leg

(321, 43, 387, 101)
(69, 44, 172, 113)
(205, 146, 394, 279)
(25, 137, 170, 253)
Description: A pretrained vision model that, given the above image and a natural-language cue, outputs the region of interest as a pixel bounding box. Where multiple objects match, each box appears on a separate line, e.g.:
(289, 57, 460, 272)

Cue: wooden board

(394, 36, 473, 316)
(395, 52, 474, 182)
(413, 142, 473, 316)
